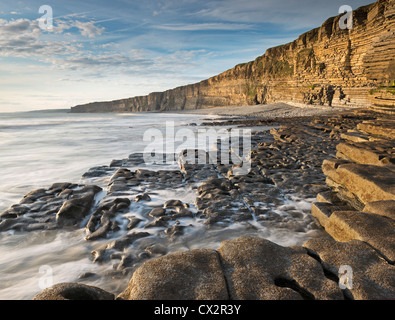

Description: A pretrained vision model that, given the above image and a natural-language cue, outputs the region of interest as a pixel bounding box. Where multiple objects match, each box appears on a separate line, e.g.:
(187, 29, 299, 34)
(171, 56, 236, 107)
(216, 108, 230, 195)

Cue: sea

(0, 109, 318, 299)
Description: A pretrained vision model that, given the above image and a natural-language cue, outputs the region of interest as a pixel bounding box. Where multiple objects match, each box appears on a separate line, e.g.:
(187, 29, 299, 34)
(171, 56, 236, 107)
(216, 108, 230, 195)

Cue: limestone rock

(311, 202, 351, 228)
(323, 161, 395, 205)
(325, 211, 395, 263)
(336, 142, 395, 167)
(217, 236, 343, 300)
(118, 249, 228, 300)
(363, 200, 395, 220)
(340, 131, 370, 143)
(357, 121, 395, 140)
(304, 238, 395, 300)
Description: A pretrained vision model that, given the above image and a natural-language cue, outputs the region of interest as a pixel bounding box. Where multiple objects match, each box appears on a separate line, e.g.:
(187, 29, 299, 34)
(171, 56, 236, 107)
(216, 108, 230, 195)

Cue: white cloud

(73, 21, 104, 38)
(0, 17, 207, 80)
(0, 19, 80, 57)
(52, 52, 151, 71)
(0, 18, 36, 34)
(154, 22, 252, 31)
(0, 17, 107, 60)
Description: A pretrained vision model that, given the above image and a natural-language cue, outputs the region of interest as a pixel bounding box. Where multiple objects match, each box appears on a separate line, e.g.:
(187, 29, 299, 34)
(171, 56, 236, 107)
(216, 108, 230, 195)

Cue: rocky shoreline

(1, 105, 394, 300)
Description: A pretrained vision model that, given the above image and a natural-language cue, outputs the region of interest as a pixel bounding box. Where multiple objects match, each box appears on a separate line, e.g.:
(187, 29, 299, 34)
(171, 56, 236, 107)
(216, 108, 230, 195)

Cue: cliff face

(70, 0, 395, 113)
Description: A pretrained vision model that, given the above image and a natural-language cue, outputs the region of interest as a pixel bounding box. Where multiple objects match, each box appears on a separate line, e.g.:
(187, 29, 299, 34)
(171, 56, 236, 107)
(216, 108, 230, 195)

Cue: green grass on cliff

(268, 60, 294, 77)
(236, 63, 248, 68)
(245, 82, 257, 99)
(369, 85, 395, 96)
(387, 87, 395, 95)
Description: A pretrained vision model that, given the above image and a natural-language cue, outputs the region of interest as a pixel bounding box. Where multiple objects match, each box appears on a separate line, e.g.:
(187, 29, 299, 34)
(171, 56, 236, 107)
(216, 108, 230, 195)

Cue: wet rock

(0, 219, 20, 232)
(178, 149, 219, 183)
(144, 217, 169, 229)
(0, 184, 102, 233)
(85, 197, 131, 241)
(85, 220, 112, 241)
(91, 249, 110, 264)
(106, 232, 151, 251)
(148, 207, 166, 218)
(170, 208, 194, 219)
(56, 185, 102, 227)
(78, 272, 99, 280)
(49, 183, 75, 194)
(144, 243, 168, 256)
(114, 254, 135, 271)
(164, 222, 187, 238)
(110, 159, 127, 167)
(138, 251, 151, 260)
(1, 204, 29, 218)
(0, 211, 17, 220)
(108, 168, 185, 195)
(19, 189, 48, 204)
(198, 178, 232, 194)
(33, 283, 114, 300)
(127, 216, 143, 230)
(82, 166, 115, 178)
(164, 199, 188, 209)
(128, 153, 149, 165)
(134, 193, 151, 202)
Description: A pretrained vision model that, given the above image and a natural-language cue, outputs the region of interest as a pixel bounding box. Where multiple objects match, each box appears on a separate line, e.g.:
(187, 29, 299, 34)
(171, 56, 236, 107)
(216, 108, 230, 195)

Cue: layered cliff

(70, 0, 395, 113)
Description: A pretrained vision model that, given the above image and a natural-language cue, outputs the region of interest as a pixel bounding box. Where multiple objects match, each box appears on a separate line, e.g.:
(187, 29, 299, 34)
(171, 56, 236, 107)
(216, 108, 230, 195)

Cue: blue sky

(0, 0, 374, 112)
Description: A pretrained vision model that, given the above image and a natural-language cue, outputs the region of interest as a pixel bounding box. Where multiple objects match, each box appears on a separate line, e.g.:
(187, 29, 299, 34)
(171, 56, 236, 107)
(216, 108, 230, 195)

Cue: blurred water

(0, 109, 320, 300)
(0, 110, 205, 212)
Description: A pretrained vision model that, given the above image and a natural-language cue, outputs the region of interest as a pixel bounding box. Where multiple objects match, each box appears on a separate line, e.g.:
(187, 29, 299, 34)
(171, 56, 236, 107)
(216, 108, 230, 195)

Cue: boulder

(118, 249, 228, 300)
(33, 283, 114, 300)
(217, 236, 343, 300)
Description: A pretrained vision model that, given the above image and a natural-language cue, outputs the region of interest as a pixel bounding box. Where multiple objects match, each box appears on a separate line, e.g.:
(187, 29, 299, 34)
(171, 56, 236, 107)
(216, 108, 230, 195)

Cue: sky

(0, 0, 374, 112)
